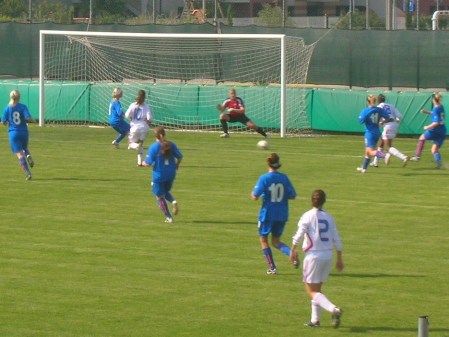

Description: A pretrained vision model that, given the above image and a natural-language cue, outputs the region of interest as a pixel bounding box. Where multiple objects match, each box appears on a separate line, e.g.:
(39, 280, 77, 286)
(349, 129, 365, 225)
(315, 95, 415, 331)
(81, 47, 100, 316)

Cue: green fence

(310, 89, 433, 135)
(2, 22, 449, 89)
(0, 80, 438, 135)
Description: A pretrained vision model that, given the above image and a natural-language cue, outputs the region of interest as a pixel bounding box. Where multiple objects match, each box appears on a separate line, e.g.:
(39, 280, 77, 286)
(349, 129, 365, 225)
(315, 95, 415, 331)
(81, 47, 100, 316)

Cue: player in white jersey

(290, 189, 344, 329)
(125, 90, 152, 166)
(372, 94, 409, 167)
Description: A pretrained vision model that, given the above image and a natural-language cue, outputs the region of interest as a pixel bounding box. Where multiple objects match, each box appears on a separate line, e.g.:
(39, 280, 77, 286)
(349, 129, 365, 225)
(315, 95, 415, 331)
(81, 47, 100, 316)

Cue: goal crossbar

(39, 31, 313, 136)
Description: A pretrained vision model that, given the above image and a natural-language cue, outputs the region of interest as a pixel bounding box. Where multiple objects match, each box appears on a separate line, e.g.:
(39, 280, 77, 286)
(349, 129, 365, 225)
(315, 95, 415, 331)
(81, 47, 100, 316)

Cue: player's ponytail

(112, 87, 123, 99)
(9, 90, 20, 106)
(366, 94, 377, 106)
(267, 153, 281, 169)
(311, 189, 326, 208)
(136, 90, 146, 105)
(154, 126, 172, 159)
(433, 92, 442, 104)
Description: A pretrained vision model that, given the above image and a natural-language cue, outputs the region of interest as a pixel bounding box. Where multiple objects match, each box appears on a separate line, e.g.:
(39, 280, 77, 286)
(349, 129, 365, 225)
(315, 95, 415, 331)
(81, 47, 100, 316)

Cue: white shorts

(129, 129, 149, 143)
(302, 251, 332, 284)
(382, 122, 399, 140)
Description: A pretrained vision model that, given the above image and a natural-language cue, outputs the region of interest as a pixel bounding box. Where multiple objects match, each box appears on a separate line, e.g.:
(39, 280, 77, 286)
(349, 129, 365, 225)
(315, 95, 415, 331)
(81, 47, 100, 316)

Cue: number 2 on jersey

(318, 219, 329, 242)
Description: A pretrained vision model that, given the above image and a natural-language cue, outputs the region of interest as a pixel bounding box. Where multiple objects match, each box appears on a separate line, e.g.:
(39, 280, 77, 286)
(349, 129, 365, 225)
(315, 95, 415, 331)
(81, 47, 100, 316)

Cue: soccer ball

(257, 140, 268, 150)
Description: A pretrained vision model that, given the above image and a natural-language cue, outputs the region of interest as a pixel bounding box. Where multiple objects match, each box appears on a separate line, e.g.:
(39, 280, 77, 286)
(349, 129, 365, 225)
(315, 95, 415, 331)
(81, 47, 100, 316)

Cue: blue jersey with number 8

(2, 103, 31, 132)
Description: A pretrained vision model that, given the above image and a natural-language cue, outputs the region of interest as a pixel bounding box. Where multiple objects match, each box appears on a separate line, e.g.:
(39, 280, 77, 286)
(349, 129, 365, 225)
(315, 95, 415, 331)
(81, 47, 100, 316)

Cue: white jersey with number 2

(292, 208, 342, 254)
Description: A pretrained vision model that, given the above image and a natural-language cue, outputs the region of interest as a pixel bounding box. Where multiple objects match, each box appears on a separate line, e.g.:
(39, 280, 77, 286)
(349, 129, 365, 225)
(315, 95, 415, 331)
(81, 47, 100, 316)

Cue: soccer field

(1, 126, 448, 337)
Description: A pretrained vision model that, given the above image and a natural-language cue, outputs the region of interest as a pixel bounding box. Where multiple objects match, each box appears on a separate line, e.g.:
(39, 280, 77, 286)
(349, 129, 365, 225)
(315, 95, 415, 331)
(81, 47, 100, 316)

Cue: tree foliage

(0, 0, 26, 19)
(335, 8, 385, 30)
(34, 0, 74, 23)
(257, 3, 291, 27)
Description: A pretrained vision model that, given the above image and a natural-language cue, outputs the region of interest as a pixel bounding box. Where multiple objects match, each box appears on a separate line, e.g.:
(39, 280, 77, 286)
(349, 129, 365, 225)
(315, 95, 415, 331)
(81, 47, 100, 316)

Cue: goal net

(39, 31, 316, 136)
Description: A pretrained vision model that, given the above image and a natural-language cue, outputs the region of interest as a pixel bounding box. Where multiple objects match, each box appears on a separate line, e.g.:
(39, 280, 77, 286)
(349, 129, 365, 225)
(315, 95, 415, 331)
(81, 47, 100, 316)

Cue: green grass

(1, 126, 449, 337)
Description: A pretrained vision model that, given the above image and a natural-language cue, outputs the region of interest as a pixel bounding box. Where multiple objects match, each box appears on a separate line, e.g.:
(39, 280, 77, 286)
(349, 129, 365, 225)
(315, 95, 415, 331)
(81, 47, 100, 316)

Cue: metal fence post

(418, 316, 429, 337)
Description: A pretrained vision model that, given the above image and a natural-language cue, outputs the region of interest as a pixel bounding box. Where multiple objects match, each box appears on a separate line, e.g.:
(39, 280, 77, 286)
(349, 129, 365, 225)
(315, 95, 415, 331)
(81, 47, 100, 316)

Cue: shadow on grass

(401, 170, 449, 176)
(332, 273, 425, 278)
(183, 165, 241, 169)
(35, 177, 126, 182)
(349, 326, 449, 334)
(192, 220, 256, 225)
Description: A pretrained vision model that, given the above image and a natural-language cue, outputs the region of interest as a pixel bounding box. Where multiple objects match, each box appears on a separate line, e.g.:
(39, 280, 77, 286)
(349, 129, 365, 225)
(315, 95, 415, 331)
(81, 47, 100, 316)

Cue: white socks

(313, 292, 336, 313)
(311, 299, 321, 323)
(389, 147, 407, 160)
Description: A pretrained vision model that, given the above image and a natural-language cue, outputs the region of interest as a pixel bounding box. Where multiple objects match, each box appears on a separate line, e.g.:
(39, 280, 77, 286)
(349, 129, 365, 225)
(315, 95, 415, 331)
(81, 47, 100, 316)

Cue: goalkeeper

(217, 88, 268, 138)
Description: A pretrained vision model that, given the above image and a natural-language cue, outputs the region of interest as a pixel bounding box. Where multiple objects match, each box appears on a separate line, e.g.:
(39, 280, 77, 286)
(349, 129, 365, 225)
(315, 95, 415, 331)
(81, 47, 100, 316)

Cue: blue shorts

(365, 132, 380, 149)
(111, 120, 130, 135)
(424, 130, 446, 148)
(258, 220, 286, 237)
(152, 179, 174, 197)
(8, 131, 29, 153)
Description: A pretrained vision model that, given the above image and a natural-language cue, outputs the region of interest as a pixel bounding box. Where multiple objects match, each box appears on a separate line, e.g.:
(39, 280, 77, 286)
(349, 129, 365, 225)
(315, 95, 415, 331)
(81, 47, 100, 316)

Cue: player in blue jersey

(410, 93, 446, 168)
(290, 189, 344, 329)
(143, 126, 183, 223)
(109, 87, 130, 149)
(2, 90, 35, 180)
(251, 153, 298, 275)
(371, 94, 409, 168)
(357, 94, 394, 173)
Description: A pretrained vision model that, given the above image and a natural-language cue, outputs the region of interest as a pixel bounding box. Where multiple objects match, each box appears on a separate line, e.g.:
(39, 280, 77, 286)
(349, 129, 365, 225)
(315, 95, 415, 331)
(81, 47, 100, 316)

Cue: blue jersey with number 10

(358, 106, 391, 136)
(252, 171, 297, 222)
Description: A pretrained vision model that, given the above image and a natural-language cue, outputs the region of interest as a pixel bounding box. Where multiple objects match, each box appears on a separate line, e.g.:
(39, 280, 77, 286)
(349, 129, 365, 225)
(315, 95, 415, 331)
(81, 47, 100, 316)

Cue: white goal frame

(39, 31, 301, 137)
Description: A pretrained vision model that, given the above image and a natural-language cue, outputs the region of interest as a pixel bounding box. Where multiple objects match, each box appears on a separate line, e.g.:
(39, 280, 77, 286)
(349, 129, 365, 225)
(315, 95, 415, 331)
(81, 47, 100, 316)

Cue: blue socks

(19, 157, 31, 176)
(262, 248, 276, 270)
(276, 242, 291, 256)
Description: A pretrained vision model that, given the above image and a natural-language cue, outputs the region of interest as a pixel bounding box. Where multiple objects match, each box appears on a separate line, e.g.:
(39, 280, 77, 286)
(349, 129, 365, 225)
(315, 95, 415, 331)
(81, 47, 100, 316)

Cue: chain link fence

(1, 0, 448, 29)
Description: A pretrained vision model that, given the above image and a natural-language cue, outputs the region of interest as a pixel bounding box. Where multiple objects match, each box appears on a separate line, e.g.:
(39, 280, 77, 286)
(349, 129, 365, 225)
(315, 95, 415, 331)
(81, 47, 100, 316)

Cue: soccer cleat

(435, 161, 443, 169)
(26, 155, 34, 168)
(26, 174, 32, 181)
(111, 140, 119, 149)
(172, 202, 179, 215)
(304, 321, 320, 328)
(369, 162, 378, 168)
(220, 133, 230, 138)
(266, 268, 277, 275)
(384, 153, 391, 165)
(265, 133, 271, 139)
(409, 156, 420, 161)
(356, 167, 366, 173)
(165, 217, 174, 223)
(332, 307, 343, 329)
(402, 156, 409, 167)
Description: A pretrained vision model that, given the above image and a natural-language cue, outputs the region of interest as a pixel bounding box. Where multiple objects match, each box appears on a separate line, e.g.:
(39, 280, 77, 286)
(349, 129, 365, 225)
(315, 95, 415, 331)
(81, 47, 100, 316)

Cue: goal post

(39, 30, 315, 136)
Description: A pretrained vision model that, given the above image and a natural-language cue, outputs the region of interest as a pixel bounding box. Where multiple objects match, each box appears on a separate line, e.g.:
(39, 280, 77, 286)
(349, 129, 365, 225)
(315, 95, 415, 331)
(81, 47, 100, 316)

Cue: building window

(307, 3, 324, 16)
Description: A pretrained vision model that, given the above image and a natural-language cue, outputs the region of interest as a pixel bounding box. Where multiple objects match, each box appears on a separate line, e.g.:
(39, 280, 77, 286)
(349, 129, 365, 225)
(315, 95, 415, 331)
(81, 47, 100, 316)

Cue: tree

(0, 0, 26, 19)
(34, 0, 74, 23)
(335, 8, 385, 30)
(257, 2, 291, 27)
